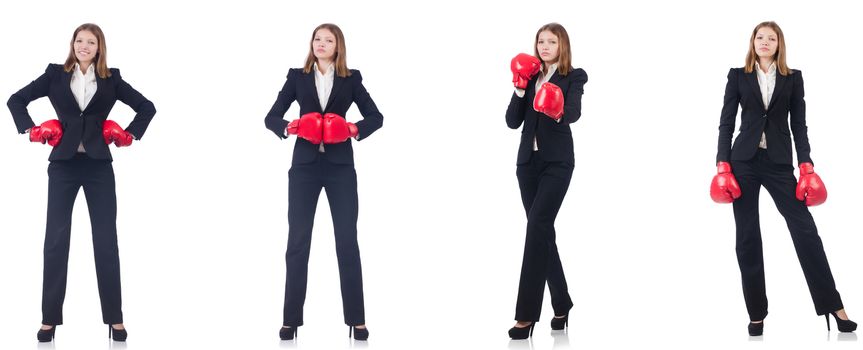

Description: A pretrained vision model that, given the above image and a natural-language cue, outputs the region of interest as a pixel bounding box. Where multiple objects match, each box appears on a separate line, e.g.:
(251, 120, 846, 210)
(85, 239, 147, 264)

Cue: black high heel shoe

(551, 314, 569, 330)
(826, 312, 858, 333)
(748, 321, 764, 336)
(280, 326, 298, 340)
(508, 322, 535, 339)
(349, 326, 369, 341)
(108, 324, 127, 341)
(36, 326, 55, 342)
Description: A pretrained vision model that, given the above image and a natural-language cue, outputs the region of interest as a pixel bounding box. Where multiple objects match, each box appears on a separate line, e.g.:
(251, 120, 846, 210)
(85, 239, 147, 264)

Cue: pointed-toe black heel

(280, 326, 298, 340)
(551, 314, 569, 330)
(36, 326, 55, 342)
(108, 325, 127, 341)
(826, 312, 858, 333)
(508, 322, 535, 339)
(349, 326, 369, 341)
(748, 321, 764, 336)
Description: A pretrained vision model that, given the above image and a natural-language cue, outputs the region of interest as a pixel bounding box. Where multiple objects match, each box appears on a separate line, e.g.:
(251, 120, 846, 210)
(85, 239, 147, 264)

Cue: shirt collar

(313, 62, 335, 77)
(73, 62, 96, 77)
(755, 61, 776, 76)
(545, 63, 559, 77)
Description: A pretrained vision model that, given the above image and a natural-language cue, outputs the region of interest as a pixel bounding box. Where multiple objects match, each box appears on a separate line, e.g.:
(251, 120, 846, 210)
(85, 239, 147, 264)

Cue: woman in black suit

(7, 23, 156, 342)
(505, 23, 587, 339)
(264, 23, 383, 341)
(711, 21, 856, 335)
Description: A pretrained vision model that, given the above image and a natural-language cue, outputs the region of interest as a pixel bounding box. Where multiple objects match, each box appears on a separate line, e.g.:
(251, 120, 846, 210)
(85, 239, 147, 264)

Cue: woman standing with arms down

(8, 23, 156, 342)
(264, 23, 383, 341)
(710, 21, 856, 336)
(505, 22, 587, 339)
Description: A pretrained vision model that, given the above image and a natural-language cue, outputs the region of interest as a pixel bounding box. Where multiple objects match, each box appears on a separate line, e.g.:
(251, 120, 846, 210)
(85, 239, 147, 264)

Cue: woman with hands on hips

(7, 23, 155, 342)
(264, 23, 383, 342)
(505, 22, 587, 340)
(710, 21, 856, 336)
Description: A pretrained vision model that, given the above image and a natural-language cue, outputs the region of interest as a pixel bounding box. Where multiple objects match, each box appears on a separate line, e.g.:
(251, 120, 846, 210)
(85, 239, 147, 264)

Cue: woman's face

(74, 30, 98, 65)
(753, 27, 778, 60)
(536, 30, 560, 64)
(313, 28, 337, 62)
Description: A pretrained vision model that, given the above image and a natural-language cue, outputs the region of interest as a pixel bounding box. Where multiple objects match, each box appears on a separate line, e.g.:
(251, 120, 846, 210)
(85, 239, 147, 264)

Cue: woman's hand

(29, 119, 63, 147)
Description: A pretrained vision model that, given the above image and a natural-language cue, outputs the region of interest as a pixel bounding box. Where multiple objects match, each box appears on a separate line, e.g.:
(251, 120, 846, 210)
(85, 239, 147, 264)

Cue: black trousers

(732, 149, 843, 321)
(283, 157, 364, 326)
(514, 152, 574, 322)
(43, 153, 122, 325)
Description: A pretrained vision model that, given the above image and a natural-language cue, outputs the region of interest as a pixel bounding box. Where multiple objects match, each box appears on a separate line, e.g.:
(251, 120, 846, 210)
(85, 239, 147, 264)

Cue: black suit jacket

(8, 64, 156, 161)
(505, 67, 587, 165)
(265, 68, 384, 165)
(716, 67, 811, 165)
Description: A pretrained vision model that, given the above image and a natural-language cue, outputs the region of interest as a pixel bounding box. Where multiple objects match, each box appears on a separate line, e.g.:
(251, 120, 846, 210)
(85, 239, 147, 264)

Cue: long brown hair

(744, 21, 791, 76)
(534, 23, 572, 77)
(63, 23, 110, 79)
(303, 23, 351, 78)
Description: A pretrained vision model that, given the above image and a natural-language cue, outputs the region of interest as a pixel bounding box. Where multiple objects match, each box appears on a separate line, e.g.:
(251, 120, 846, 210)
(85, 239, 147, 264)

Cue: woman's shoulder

(286, 67, 310, 79)
(723, 67, 746, 80)
(42, 63, 65, 75)
(563, 67, 587, 83)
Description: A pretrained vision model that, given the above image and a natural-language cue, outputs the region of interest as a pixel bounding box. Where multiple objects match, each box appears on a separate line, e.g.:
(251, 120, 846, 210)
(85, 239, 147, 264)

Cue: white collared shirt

(71, 63, 97, 152)
(314, 62, 335, 111)
(755, 61, 776, 149)
(313, 62, 335, 152)
(535, 63, 558, 92)
(71, 63, 97, 111)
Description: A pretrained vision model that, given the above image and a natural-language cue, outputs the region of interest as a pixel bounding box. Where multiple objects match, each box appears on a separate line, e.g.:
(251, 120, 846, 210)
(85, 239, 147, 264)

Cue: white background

(0, 0, 860, 349)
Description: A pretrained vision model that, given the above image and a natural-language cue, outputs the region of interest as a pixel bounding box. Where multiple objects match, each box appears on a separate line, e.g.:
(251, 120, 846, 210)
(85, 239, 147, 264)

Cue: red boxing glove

(510, 53, 541, 90)
(29, 119, 63, 147)
(796, 162, 827, 206)
(710, 161, 742, 203)
(102, 120, 133, 147)
(322, 113, 358, 144)
(533, 82, 564, 120)
(287, 112, 324, 145)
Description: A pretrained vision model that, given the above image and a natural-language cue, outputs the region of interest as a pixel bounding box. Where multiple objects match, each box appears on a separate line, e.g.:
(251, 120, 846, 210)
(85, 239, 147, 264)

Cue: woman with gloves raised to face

(505, 22, 587, 340)
(264, 23, 383, 342)
(711, 21, 856, 336)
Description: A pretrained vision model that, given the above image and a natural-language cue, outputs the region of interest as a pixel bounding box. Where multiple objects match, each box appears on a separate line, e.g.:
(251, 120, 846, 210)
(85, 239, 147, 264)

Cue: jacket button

(762, 114, 768, 118)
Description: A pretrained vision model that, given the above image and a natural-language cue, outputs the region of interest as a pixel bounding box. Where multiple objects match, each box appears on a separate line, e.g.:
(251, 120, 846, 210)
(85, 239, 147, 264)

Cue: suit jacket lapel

(304, 72, 323, 112)
(82, 75, 106, 113)
(324, 75, 344, 113)
(743, 71, 764, 110)
(767, 72, 787, 111)
(60, 70, 82, 113)
(547, 69, 563, 87)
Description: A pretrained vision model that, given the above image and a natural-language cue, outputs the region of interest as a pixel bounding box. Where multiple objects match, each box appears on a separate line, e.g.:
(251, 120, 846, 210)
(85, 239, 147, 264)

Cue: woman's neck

(317, 59, 333, 74)
(757, 58, 774, 73)
(78, 61, 92, 74)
